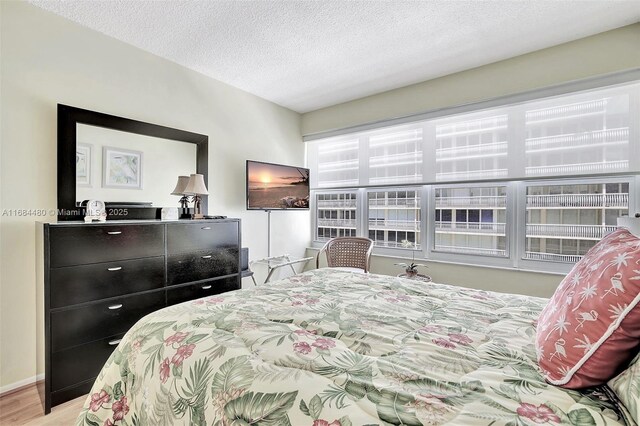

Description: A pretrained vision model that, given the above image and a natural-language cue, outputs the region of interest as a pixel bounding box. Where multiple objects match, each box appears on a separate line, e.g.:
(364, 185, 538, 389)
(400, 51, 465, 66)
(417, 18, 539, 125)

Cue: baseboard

(0, 374, 45, 397)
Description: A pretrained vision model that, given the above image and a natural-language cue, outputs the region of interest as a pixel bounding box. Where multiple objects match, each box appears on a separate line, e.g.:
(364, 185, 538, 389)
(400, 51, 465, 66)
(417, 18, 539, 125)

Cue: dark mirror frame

(58, 104, 208, 221)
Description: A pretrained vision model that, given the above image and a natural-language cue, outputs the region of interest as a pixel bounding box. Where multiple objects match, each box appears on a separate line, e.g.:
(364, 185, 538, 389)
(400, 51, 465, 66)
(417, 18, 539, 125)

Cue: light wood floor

(0, 382, 86, 425)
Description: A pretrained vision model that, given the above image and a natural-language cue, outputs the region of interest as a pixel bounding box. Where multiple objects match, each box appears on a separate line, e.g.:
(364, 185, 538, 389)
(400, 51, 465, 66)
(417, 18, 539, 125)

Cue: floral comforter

(77, 269, 630, 426)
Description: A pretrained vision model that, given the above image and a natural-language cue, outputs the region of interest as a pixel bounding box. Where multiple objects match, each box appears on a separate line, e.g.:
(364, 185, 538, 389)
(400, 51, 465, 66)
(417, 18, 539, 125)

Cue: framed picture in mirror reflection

(102, 146, 143, 189)
(76, 143, 92, 187)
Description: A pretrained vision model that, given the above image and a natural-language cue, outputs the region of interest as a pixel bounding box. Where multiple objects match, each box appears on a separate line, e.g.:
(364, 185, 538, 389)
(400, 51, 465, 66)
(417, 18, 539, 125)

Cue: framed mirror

(58, 104, 208, 220)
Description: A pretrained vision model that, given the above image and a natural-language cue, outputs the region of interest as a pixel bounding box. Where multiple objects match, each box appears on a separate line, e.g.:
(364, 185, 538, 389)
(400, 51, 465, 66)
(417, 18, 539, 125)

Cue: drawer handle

(201, 255, 212, 259)
(201, 285, 212, 290)
(107, 267, 122, 271)
(108, 304, 123, 310)
(201, 226, 212, 230)
(108, 339, 122, 346)
(107, 231, 122, 235)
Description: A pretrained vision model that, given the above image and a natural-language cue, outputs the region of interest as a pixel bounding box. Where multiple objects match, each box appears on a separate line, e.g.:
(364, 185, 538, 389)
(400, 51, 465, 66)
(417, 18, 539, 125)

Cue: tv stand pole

(266, 209, 271, 257)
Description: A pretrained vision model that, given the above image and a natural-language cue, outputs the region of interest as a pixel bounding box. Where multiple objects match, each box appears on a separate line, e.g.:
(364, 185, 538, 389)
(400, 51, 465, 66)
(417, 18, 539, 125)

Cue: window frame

(364, 186, 424, 255)
(516, 175, 637, 274)
(312, 189, 361, 242)
(310, 176, 638, 274)
(427, 181, 515, 269)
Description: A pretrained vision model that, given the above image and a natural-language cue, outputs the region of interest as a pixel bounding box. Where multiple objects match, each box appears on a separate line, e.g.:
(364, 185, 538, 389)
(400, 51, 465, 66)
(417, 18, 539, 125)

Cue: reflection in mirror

(75, 124, 197, 207)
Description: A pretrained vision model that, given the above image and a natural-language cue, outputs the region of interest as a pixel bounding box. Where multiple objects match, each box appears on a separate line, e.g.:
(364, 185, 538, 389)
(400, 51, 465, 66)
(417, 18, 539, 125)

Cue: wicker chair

(316, 237, 374, 273)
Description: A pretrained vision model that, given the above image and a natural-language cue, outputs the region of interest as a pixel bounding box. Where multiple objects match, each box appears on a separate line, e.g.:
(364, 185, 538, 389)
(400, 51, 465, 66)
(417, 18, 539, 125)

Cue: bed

(76, 269, 632, 425)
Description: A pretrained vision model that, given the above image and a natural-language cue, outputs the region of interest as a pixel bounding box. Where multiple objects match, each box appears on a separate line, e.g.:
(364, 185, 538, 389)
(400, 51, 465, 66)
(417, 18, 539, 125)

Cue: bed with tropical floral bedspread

(77, 269, 632, 426)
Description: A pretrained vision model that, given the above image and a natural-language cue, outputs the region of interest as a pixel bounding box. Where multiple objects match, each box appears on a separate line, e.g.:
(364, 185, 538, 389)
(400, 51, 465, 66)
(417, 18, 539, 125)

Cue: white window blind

(525, 87, 631, 177)
(314, 137, 359, 188)
(368, 124, 423, 185)
(434, 113, 509, 181)
(307, 81, 639, 188)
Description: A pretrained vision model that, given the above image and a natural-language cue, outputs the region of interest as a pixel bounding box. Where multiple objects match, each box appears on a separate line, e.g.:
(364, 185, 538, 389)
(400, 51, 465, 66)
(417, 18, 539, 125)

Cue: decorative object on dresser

(160, 207, 179, 221)
(82, 199, 107, 223)
(41, 218, 241, 414)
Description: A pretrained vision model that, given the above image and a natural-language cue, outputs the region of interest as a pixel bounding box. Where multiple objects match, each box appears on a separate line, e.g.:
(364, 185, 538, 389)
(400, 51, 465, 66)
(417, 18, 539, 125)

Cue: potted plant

(394, 239, 428, 277)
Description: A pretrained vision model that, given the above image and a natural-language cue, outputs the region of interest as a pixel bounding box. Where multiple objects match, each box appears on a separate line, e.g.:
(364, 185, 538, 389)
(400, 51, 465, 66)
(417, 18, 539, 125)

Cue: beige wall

(0, 2, 308, 390)
(302, 23, 640, 135)
(308, 249, 562, 298)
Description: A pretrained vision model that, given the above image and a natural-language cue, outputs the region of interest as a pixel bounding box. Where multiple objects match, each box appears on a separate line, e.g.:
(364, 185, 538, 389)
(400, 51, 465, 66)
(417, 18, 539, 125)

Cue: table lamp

(171, 175, 191, 218)
(184, 173, 208, 219)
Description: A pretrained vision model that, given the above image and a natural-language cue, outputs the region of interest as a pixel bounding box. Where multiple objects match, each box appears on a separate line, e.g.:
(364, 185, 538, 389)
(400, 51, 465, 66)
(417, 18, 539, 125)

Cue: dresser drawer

(51, 379, 95, 408)
(51, 334, 124, 391)
(167, 276, 239, 306)
(51, 290, 165, 352)
(49, 225, 164, 267)
(167, 221, 238, 254)
(50, 256, 165, 308)
(167, 248, 239, 285)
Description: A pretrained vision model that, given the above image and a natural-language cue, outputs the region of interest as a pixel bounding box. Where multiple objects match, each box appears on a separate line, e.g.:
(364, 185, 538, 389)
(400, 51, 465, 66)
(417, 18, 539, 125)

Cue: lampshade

(171, 175, 191, 195)
(184, 173, 209, 195)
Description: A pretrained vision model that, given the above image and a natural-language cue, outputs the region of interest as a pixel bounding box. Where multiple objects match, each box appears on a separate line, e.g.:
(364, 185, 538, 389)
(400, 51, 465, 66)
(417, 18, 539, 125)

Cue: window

(367, 190, 421, 248)
(524, 182, 629, 262)
(434, 186, 507, 256)
(316, 192, 357, 241)
(307, 76, 640, 272)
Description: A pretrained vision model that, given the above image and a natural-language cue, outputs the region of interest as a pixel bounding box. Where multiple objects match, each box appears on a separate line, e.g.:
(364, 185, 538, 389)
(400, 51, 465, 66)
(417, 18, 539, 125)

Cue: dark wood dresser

(42, 219, 241, 413)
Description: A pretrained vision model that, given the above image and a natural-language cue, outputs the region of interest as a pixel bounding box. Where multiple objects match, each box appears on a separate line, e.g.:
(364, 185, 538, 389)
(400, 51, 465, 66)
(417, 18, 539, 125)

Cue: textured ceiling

(30, 0, 640, 113)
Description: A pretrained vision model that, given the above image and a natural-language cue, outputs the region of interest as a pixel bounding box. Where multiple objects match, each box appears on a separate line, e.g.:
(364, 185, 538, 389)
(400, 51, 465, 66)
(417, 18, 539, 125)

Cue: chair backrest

(316, 237, 374, 273)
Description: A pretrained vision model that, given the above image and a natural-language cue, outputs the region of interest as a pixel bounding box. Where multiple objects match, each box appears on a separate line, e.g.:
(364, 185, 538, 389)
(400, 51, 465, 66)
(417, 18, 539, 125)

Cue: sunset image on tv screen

(247, 161, 309, 209)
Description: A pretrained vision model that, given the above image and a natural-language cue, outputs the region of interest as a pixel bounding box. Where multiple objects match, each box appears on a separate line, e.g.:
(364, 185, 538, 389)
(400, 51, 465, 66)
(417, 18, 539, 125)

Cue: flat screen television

(246, 160, 310, 210)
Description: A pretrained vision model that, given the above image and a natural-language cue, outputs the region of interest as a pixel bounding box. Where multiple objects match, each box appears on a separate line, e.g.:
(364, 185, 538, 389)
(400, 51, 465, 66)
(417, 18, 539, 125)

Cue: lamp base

(179, 207, 193, 219)
(192, 195, 204, 220)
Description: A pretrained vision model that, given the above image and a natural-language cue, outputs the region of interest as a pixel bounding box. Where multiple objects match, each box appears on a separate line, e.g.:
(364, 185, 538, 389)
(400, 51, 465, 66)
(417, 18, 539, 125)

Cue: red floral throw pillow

(536, 228, 640, 388)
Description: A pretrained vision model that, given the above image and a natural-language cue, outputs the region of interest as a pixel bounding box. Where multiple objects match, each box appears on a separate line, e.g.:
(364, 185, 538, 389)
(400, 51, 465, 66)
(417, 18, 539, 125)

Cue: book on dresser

(40, 218, 241, 413)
